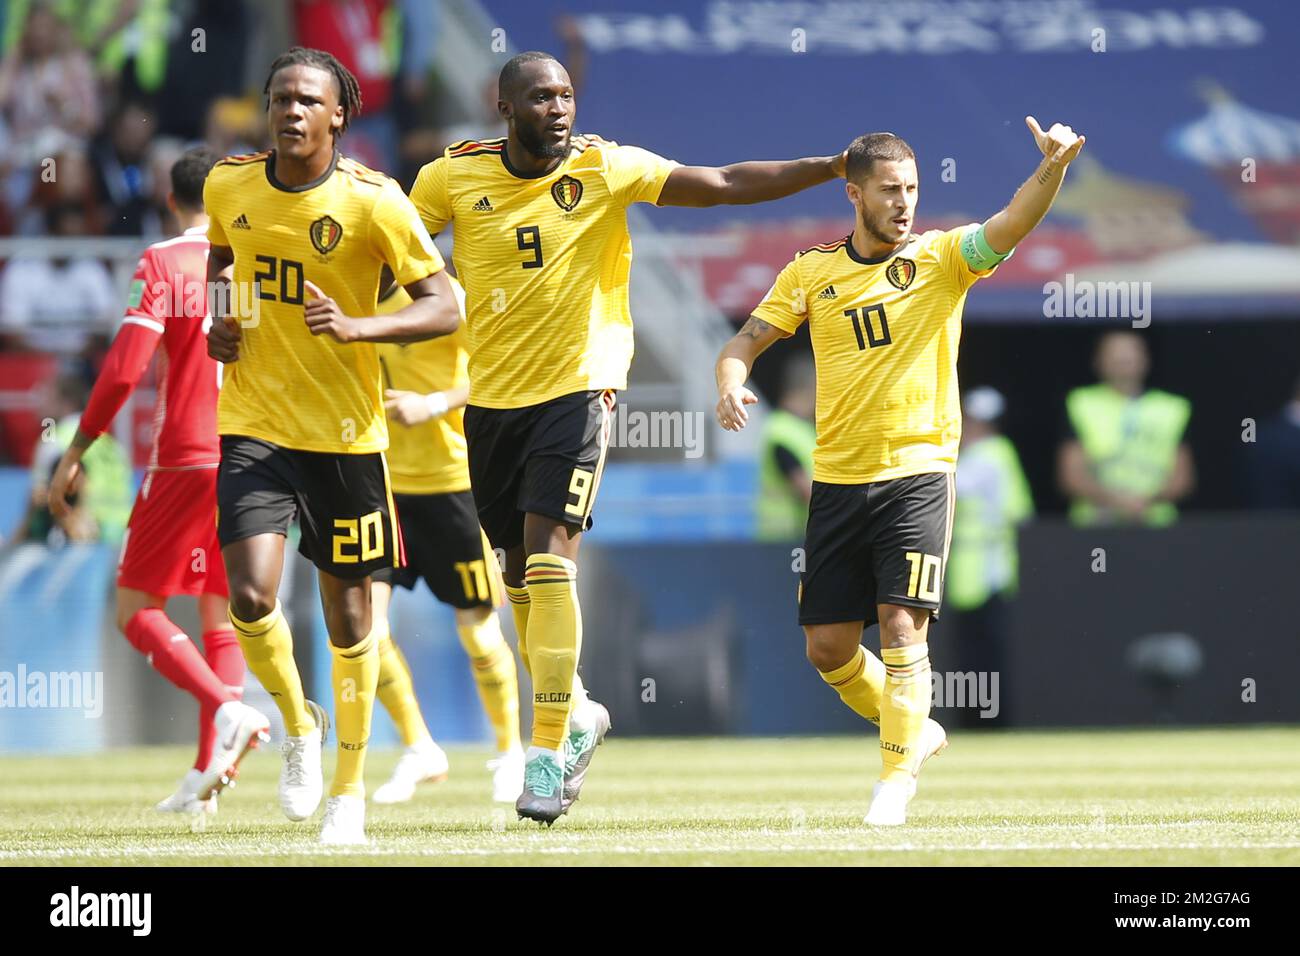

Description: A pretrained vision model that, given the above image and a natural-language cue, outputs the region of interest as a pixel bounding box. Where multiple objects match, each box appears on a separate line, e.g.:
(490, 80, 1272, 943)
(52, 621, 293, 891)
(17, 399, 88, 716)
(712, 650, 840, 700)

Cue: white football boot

(864, 780, 912, 826)
(864, 717, 948, 826)
(155, 768, 218, 815)
(279, 699, 328, 821)
(319, 795, 368, 845)
(487, 746, 525, 804)
(372, 738, 450, 804)
(194, 701, 271, 800)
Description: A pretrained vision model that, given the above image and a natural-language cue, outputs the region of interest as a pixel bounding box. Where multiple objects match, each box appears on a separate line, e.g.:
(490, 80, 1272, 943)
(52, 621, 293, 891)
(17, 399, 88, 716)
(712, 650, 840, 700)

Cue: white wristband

(424, 392, 449, 417)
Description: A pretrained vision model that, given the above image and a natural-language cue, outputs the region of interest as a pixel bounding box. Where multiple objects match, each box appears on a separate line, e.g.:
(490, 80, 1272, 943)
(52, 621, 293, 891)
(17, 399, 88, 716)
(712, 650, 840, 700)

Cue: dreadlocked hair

(263, 46, 363, 138)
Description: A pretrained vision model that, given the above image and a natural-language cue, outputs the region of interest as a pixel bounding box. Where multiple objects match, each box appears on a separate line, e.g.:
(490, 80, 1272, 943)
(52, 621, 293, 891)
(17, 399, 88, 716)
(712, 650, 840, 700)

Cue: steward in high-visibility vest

(5, 0, 172, 93)
(756, 408, 816, 540)
(947, 432, 1034, 612)
(1065, 383, 1191, 526)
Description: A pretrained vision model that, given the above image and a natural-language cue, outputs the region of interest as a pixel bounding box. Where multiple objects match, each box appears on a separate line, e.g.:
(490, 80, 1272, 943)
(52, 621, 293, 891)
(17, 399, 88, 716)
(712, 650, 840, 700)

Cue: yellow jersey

(376, 278, 471, 495)
(409, 134, 679, 409)
(205, 149, 445, 454)
(751, 227, 999, 484)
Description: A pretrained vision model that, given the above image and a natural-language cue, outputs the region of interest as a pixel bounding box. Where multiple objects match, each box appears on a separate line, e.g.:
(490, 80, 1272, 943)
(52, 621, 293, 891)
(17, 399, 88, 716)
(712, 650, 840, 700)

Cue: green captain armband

(959, 223, 1014, 272)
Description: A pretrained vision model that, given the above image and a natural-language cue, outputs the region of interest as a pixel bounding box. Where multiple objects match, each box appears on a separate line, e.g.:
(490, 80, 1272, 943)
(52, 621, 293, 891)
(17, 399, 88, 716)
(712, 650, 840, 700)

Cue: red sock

(195, 627, 246, 771)
(123, 609, 233, 715)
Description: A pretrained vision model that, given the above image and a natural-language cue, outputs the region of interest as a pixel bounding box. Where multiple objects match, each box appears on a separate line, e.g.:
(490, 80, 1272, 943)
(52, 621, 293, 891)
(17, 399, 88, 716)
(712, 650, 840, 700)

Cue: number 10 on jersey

(844, 304, 891, 349)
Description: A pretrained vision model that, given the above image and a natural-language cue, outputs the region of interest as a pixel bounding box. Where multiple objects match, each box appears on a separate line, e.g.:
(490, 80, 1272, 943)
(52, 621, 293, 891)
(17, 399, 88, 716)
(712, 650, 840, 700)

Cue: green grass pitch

(2, 728, 1298, 866)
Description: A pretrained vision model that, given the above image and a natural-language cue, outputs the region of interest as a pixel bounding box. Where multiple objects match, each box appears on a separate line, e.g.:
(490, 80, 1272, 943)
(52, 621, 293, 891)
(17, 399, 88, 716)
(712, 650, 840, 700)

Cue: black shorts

(371, 490, 498, 609)
(217, 435, 401, 580)
(798, 471, 956, 627)
(463, 390, 616, 551)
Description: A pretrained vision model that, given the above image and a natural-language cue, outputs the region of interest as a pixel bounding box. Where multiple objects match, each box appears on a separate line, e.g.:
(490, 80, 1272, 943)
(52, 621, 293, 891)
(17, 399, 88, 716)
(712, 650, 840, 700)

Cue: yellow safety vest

(1066, 384, 1190, 526)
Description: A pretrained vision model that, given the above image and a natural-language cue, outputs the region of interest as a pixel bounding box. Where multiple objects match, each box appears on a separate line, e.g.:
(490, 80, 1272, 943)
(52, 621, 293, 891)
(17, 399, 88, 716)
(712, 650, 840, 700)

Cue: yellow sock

(880, 643, 932, 784)
(505, 585, 531, 677)
(457, 613, 521, 752)
(228, 600, 313, 736)
(524, 553, 580, 750)
(375, 621, 431, 748)
(819, 645, 885, 726)
(505, 583, 589, 718)
(330, 629, 379, 798)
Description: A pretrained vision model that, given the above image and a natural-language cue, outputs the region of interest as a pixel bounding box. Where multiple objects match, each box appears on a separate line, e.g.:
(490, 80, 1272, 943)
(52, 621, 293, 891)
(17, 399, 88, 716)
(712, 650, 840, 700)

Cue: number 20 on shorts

(333, 512, 385, 564)
(904, 551, 943, 602)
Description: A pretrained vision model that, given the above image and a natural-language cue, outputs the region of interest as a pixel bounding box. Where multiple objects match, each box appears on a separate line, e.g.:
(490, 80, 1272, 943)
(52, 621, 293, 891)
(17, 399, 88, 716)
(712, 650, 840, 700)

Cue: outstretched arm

(715, 316, 788, 430)
(982, 117, 1086, 255)
(659, 151, 847, 208)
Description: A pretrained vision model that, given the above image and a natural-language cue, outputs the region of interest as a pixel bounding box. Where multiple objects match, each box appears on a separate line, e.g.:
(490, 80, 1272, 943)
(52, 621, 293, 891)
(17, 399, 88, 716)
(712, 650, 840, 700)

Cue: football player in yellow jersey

(203, 47, 459, 845)
(411, 51, 852, 825)
(716, 120, 1085, 825)
(367, 279, 526, 805)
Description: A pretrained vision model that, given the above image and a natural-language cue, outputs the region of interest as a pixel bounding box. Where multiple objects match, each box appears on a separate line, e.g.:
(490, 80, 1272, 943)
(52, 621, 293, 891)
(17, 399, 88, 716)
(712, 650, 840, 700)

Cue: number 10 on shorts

(904, 551, 942, 602)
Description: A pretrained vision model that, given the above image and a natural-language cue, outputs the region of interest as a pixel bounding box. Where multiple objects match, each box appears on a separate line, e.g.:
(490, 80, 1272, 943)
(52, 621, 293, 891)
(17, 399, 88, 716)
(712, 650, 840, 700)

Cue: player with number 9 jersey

(409, 51, 855, 825)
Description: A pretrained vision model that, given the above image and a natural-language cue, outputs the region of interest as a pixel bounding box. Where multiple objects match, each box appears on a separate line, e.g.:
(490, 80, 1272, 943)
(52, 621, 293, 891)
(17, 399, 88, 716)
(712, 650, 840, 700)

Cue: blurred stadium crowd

(0, 0, 586, 476)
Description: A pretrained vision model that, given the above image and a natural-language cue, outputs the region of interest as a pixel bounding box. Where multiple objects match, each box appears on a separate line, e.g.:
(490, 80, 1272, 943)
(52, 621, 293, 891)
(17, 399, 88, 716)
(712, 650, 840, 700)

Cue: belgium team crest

(551, 175, 583, 212)
(310, 215, 343, 255)
(886, 256, 916, 291)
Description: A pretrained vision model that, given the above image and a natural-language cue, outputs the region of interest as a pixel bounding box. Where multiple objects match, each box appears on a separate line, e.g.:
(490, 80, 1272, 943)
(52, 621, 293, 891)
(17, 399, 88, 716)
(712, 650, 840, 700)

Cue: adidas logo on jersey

(231, 213, 251, 229)
(472, 196, 494, 211)
(817, 285, 837, 299)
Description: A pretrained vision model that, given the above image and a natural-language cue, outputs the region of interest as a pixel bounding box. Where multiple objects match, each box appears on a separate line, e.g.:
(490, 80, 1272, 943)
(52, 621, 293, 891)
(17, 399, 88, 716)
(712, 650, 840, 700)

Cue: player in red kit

(49, 148, 273, 815)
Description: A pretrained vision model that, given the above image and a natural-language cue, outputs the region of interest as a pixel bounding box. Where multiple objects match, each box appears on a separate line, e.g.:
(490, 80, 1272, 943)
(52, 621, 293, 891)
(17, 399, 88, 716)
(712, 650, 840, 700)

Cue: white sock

(525, 745, 563, 763)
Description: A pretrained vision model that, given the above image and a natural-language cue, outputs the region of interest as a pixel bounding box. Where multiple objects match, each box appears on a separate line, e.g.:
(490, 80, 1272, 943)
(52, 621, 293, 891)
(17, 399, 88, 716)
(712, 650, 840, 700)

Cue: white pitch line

(3, 841, 1298, 861)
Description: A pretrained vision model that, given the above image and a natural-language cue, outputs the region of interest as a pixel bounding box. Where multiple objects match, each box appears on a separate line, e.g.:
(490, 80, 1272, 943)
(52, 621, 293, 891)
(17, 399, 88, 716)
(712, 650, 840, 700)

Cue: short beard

(858, 208, 905, 247)
(517, 121, 570, 161)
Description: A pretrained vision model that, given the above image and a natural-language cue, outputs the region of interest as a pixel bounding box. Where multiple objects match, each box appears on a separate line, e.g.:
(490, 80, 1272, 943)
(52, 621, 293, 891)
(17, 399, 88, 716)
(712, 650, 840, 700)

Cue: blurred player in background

(370, 277, 525, 805)
(411, 51, 851, 824)
(942, 386, 1034, 727)
(203, 47, 459, 844)
(17, 375, 131, 546)
(716, 118, 1085, 825)
(48, 147, 270, 816)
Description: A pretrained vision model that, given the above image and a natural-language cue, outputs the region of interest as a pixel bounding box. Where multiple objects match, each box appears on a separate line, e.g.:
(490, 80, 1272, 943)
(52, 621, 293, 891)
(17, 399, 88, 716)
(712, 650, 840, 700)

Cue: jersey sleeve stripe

(216, 150, 271, 167)
(449, 139, 505, 157)
(121, 315, 165, 334)
(799, 237, 849, 256)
